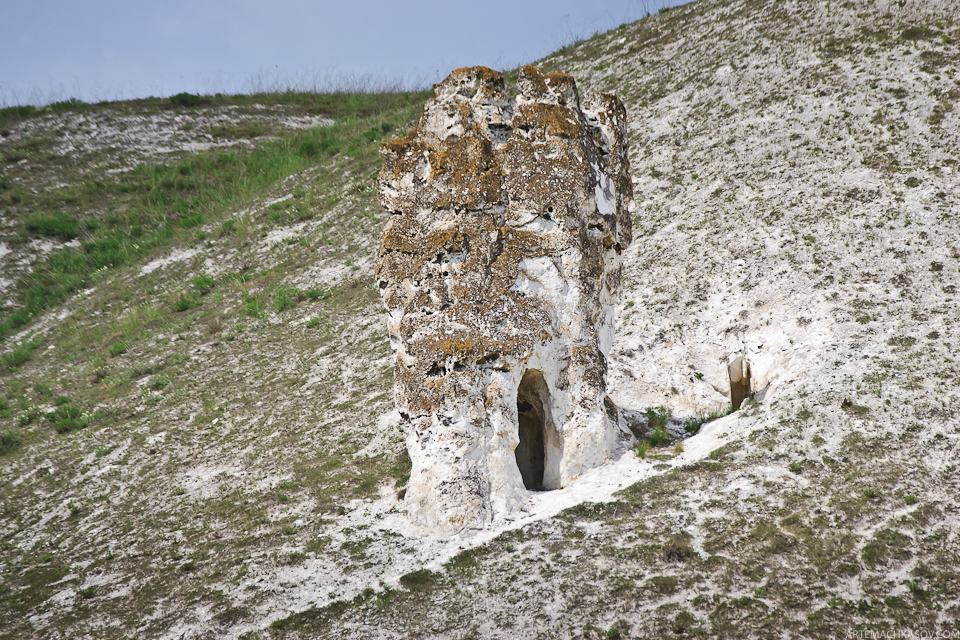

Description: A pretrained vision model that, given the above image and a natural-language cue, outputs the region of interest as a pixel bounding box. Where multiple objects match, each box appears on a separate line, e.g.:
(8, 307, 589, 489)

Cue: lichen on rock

(376, 65, 634, 533)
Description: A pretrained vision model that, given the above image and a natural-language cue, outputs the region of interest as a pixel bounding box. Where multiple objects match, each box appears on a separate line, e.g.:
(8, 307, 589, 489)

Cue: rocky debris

(376, 66, 634, 532)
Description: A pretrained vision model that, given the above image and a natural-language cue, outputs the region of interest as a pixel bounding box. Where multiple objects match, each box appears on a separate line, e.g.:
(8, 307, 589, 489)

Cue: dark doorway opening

(515, 369, 553, 491)
(729, 357, 751, 410)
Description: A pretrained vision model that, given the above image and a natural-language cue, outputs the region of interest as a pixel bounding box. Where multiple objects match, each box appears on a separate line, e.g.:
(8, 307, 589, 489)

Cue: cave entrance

(515, 369, 559, 491)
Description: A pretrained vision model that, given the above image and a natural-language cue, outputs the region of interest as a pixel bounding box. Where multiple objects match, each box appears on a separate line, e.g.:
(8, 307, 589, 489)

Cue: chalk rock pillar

(376, 66, 634, 532)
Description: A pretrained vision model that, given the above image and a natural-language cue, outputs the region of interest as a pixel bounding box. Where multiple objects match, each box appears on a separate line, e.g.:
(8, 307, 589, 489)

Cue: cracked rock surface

(377, 66, 634, 532)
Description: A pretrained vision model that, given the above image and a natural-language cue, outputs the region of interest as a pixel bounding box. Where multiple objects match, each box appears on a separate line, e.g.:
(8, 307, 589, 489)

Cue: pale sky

(1, 0, 687, 105)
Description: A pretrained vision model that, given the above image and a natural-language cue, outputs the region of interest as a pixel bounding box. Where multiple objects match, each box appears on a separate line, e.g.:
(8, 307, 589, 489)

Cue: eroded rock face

(376, 66, 634, 532)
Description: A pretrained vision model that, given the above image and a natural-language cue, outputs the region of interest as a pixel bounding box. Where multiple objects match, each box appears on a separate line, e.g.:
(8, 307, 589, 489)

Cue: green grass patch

(191, 275, 215, 295)
(0, 431, 22, 455)
(2, 341, 39, 372)
(0, 88, 429, 342)
(24, 211, 81, 240)
(684, 405, 735, 434)
(108, 341, 127, 357)
(399, 568, 440, 592)
(46, 405, 88, 434)
(273, 286, 306, 312)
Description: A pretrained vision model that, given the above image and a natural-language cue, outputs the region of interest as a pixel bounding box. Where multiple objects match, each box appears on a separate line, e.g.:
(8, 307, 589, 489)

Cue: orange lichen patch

(449, 66, 503, 85)
(518, 66, 581, 107)
(512, 103, 583, 140)
(518, 65, 549, 93)
(427, 136, 502, 208)
(543, 72, 579, 107)
(380, 136, 416, 157)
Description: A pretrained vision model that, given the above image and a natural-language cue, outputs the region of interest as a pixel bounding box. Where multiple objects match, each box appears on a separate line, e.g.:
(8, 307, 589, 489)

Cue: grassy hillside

(0, 90, 427, 637)
(3, 0, 960, 637)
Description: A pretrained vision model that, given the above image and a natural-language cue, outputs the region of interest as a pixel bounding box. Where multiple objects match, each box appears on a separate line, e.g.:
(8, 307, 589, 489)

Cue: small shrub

(649, 427, 668, 447)
(191, 274, 215, 295)
(47, 406, 87, 434)
(173, 295, 198, 312)
(0, 398, 9, 418)
(244, 299, 265, 318)
(25, 211, 80, 240)
(54, 395, 71, 406)
(273, 287, 304, 312)
(900, 26, 937, 41)
(643, 406, 669, 430)
(672, 611, 696, 635)
(635, 440, 650, 459)
(303, 317, 320, 328)
(306, 288, 328, 300)
(0, 431, 22, 455)
(179, 214, 204, 229)
(400, 568, 439, 591)
(108, 342, 127, 357)
(150, 375, 170, 390)
(79, 586, 96, 599)
(684, 409, 729, 434)
(169, 92, 203, 107)
(130, 362, 153, 379)
(903, 495, 917, 505)
(673, 441, 684, 454)
(208, 316, 224, 334)
(789, 462, 802, 473)
(661, 537, 693, 562)
(173, 487, 186, 496)
(17, 408, 41, 426)
(2, 348, 33, 370)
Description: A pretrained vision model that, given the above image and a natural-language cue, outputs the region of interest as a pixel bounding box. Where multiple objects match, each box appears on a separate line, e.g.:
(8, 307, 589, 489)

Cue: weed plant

(0, 431, 22, 455)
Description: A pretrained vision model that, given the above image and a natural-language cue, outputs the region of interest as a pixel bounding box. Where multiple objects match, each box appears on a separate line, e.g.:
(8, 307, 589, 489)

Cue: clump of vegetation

(25, 211, 81, 240)
(661, 536, 694, 562)
(108, 341, 127, 357)
(243, 298, 265, 318)
(273, 286, 306, 312)
(644, 406, 669, 430)
(169, 92, 205, 107)
(649, 426, 668, 446)
(191, 274, 215, 295)
(399, 568, 440, 592)
(0, 430, 22, 455)
(2, 344, 37, 371)
(683, 402, 741, 435)
(46, 405, 88, 434)
(635, 440, 651, 459)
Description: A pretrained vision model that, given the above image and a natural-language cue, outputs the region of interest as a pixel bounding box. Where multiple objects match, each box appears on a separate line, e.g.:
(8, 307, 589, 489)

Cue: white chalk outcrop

(376, 66, 635, 532)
